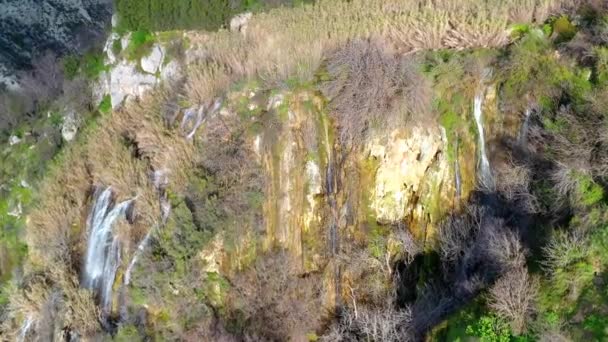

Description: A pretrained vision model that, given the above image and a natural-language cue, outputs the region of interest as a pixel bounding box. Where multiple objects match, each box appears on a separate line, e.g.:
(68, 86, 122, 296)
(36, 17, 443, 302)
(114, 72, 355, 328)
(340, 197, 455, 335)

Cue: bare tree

(321, 38, 430, 145)
(488, 266, 539, 335)
(321, 305, 413, 342)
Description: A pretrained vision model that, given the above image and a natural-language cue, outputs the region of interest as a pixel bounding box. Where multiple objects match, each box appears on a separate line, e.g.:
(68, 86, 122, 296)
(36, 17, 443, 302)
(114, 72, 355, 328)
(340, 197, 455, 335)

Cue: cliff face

(3, 0, 569, 339)
(0, 0, 112, 83)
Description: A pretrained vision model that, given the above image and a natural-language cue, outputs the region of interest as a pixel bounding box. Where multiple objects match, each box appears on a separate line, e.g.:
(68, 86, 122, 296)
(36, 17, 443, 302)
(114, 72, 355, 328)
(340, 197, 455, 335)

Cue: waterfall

(182, 98, 223, 140)
(518, 108, 532, 146)
(473, 91, 494, 190)
(82, 187, 133, 312)
(124, 229, 152, 286)
(18, 316, 34, 342)
(454, 140, 462, 200)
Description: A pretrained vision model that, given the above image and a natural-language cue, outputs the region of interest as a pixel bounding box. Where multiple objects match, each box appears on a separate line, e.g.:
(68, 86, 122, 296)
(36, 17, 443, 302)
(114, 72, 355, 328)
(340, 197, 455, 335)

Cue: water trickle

(18, 316, 34, 342)
(454, 140, 462, 200)
(518, 108, 532, 146)
(124, 229, 152, 286)
(82, 187, 133, 312)
(473, 91, 494, 190)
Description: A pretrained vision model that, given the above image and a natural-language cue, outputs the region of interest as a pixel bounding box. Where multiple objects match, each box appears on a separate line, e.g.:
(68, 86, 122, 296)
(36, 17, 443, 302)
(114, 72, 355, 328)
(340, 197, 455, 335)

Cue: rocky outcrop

(369, 127, 454, 231)
(140, 45, 164, 74)
(230, 12, 252, 34)
(0, 0, 112, 82)
(93, 34, 185, 110)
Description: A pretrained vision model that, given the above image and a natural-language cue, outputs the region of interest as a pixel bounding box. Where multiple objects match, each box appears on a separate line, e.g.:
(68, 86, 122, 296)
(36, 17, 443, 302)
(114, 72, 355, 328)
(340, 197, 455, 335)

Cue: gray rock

(230, 12, 252, 34)
(9, 135, 21, 145)
(109, 61, 156, 109)
(61, 112, 78, 142)
(141, 44, 164, 74)
(0, 0, 112, 77)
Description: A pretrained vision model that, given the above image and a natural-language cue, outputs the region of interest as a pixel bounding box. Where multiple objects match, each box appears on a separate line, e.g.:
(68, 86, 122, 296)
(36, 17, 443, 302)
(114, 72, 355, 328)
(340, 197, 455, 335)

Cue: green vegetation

(125, 30, 156, 61)
(62, 52, 108, 80)
(7, 0, 608, 341)
(115, 0, 314, 32)
(98, 94, 112, 114)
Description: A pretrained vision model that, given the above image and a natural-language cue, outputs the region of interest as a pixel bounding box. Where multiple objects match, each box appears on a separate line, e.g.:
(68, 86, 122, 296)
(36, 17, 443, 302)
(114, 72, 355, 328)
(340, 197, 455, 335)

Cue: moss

(552, 15, 577, 43)
(125, 30, 156, 61)
(575, 174, 604, 207)
(115, 324, 142, 342)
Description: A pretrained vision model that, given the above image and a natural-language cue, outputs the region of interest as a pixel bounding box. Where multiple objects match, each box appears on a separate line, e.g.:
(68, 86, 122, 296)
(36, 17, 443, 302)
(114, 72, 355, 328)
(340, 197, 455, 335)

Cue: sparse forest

(2, 0, 608, 341)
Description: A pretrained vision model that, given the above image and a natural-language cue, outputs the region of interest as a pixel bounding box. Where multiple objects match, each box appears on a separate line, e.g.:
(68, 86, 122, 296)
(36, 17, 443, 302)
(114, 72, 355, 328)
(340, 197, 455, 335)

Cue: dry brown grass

(19, 87, 195, 336)
(182, 0, 572, 105)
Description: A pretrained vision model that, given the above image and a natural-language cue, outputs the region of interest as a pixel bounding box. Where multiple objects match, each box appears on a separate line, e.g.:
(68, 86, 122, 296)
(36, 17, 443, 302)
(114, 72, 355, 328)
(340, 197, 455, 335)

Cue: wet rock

(369, 127, 449, 224)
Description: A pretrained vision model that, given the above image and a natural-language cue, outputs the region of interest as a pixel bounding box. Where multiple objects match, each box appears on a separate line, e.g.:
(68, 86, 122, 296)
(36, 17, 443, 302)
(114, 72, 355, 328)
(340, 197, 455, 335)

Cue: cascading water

(18, 316, 34, 342)
(82, 187, 133, 313)
(454, 140, 462, 200)
(473, 90, 494, 190)
(518, 108, 532, 146)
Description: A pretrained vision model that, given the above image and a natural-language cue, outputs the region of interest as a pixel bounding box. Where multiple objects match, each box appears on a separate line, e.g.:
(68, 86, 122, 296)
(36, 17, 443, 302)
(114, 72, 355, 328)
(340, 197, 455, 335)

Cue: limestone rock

(141, 44, 164, 74)
(109, 61, 157, 109)
(369, 127, 448, 224)
(103, 32, 120, 65)
(61, 112, 78, 142)
(0, 0, 111, 79)
(160, 59, 182, 81)
(9, 135, 21, 145)
(230, 12, 252, 34)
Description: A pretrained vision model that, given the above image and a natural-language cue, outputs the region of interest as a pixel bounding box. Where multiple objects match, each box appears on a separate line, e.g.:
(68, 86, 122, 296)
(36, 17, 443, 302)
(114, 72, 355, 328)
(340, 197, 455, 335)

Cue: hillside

(2, 0, 608, 341)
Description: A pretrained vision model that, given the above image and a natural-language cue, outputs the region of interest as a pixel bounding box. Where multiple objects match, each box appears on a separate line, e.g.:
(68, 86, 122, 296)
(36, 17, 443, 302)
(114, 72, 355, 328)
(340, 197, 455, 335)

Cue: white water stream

(82, 187, 133, 312)
(518, 108, 532, 146)
(474, 91, 494, 189)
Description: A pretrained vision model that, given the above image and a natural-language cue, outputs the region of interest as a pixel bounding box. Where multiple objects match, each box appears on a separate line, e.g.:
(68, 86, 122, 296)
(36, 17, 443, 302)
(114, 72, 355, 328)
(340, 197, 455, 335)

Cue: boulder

(230, 12, 253, 34)
(141, 45, 164, 74)
(9, 135, 21, 145)
(61, 112, 78, 142)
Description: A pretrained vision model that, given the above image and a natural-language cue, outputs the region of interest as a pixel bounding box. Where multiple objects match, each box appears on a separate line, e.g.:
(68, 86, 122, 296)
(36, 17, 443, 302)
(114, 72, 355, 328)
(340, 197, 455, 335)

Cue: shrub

(321, 39, 429, 144)
(488, 266, 539, 335)
(125, 30, 156, 61)
(465, 315, 511, 342)
(98, 94, 111, 114)
(552, 15, 577, 43)
(541, 229, 588, 272)
(82, 52, 107, 80)
(115, 0, 234, 32)
(321, 306, 413, 342)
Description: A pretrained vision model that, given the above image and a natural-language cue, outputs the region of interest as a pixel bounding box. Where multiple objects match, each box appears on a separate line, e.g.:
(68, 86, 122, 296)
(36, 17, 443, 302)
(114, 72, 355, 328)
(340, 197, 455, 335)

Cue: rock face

(369, 127, 452, 227)
(0, 0, 112, 82)
(108, 62, 157, 109)
(93, 34, 185, 110)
